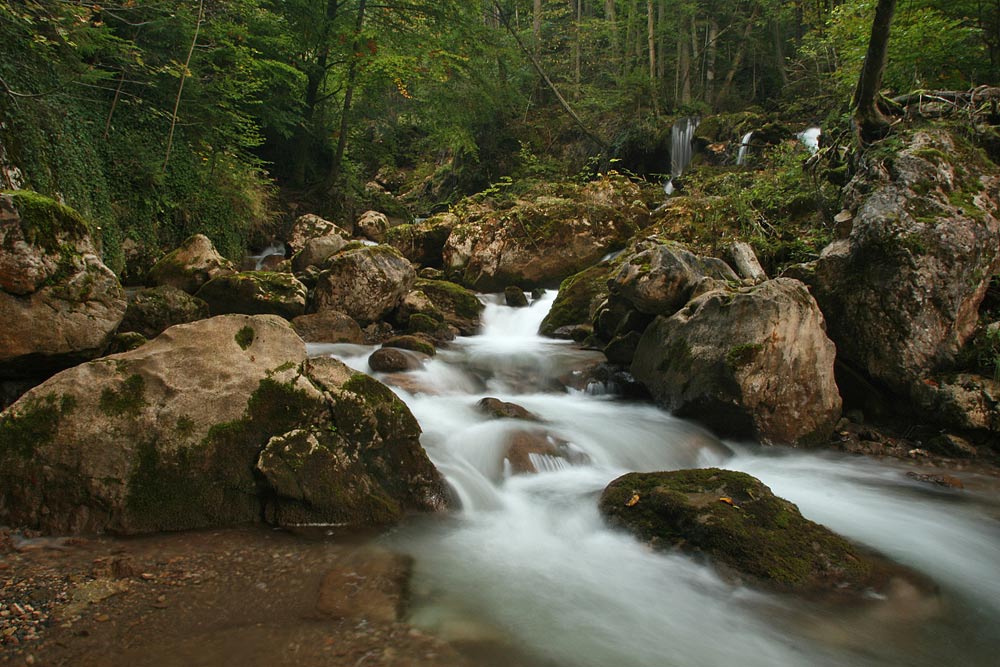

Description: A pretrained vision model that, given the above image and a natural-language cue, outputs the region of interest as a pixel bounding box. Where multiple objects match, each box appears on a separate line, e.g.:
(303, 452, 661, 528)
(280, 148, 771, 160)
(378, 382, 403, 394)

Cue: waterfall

(798, 127, 821, 154)
(663, 116, 700, 197)
(247, 242, 286, 270)
(736, 130, 754, 166)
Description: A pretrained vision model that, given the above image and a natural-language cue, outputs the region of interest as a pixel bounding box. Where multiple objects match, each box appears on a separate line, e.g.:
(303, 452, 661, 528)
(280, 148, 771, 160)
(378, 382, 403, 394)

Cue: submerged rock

(631, 278, 841, 445)
(147, 234, 235, 294)
(0, 315, 449, 534)
(599, 469, 907, 595)
(0, 192, 126, 379)
(368, 347, 425, 373)
(477, 397, 541, 421)
(505, 286, 529, 308)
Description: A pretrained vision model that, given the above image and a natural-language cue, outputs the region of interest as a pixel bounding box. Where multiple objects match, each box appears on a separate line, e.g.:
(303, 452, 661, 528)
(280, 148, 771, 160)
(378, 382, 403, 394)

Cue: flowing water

(664, 117, 701, 197)
(309, 292, 1000, 667)
(737, 130, 755, 166)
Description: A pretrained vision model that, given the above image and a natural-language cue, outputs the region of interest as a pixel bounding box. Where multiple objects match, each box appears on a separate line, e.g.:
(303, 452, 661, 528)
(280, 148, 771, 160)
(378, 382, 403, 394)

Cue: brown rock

(147, 234, 236, 294)
(291, 311, 364, 344)
(311, 246, 416, 325)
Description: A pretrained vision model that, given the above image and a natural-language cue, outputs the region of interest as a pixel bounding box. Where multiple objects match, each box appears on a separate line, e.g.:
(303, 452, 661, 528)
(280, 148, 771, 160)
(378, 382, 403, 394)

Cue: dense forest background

(1, 0, 997, 278)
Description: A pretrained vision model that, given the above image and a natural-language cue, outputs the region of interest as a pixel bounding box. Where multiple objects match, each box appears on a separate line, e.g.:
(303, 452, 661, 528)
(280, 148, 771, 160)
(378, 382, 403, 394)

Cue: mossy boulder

(383, 335, 436, 357)
(539, 264, 614, 337)
(119, 285, 209, 339)
(631, 278, 842, 445)
(0, 315, 450, 534)
(0, 192, 126, 379)
(600, 469, 897, 595)
(414, 278, 484, 336)
(196, 271, 307, 320)
(147, 234, 236, 294)
(384, 213, 457, 268)
(368, 347, 424, 373)
(311, 245, 416, 326)
(442, 175, 648, 291)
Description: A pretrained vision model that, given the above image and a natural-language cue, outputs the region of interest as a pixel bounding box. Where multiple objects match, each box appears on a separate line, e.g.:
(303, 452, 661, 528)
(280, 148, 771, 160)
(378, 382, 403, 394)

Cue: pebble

(95, 614, 110, 623)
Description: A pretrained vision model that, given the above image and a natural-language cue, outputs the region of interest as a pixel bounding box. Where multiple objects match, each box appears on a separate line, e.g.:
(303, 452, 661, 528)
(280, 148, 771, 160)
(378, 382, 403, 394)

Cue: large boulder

(442, 176, 648, 291)
(0, 192, 126, 378)
(118, 285, 209, 339)
(286, 213, 351, 254)
(599, 469, 903, 595)
(147, 234, 235, 294)
(790, 129, 1000, 395)
(631, 278, 842, 445)
(384, 213, 457, 267)
(0, 315, 450, 534)
(195, 271, 307, 320)
(311, 246, 416, 325)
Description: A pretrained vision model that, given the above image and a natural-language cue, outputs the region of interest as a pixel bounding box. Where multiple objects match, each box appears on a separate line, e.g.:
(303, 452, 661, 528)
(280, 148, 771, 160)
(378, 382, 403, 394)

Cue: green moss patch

(0, 393, 76, 459)
(4, 190, 93, 252)
(99, 374, 146, 417)
(235, 325, 255, 350)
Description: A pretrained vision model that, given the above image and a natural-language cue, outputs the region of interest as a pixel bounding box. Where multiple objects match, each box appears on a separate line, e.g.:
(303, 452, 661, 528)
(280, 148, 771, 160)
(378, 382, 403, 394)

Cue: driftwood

(889, 86, 1000, 121)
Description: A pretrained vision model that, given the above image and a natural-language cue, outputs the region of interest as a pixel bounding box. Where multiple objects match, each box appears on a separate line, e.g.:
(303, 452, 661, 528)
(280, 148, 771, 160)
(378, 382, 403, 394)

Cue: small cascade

(247, 242, 286, 271)
(736, 130, 754, 166)
(663, 116, 700, 197)
(798, 127, 821, 154)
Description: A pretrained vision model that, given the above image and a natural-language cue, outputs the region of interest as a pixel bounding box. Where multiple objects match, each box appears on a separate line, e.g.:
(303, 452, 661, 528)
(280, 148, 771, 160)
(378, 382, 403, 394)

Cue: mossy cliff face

(0, 314, 450, 534)
(442, 174, 650, 291)
(0, 191, 126, 379)
(599, 469, 894, 595)
(791, 128, 1000, 398)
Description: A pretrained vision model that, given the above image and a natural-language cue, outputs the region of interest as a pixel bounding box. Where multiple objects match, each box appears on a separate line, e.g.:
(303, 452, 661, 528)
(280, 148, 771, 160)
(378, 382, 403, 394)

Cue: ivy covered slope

(0, 315, 451, 534)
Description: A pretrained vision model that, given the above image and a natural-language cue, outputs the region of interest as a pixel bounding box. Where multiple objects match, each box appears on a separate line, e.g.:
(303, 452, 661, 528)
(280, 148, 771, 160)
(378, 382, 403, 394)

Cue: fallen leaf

(625, 493, 640, 507)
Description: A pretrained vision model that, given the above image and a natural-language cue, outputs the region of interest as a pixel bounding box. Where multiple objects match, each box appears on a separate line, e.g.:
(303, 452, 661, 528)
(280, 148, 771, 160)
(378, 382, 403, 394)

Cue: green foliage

(800, 0, 982, 98)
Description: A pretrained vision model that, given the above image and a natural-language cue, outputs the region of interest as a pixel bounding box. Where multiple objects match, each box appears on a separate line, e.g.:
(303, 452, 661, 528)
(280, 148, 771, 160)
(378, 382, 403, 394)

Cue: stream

(309, 292, 1000, 667)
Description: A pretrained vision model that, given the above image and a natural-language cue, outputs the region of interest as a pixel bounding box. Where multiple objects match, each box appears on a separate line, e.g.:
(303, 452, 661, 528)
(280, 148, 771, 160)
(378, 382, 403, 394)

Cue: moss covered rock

(539, 264, 614, 337)
(196, 271, 307, 320)
(119, 285, 209, 338)
(147, 234, 236, 294)
(791, 129, 1000, 398)
(600, 469, 895, 594)
(442, 175, 648, 291)
(0, 192, 126, 379)
(384, 213, 456, 268)
(415, 278, 484, 336)
(286, 213, 351, 254)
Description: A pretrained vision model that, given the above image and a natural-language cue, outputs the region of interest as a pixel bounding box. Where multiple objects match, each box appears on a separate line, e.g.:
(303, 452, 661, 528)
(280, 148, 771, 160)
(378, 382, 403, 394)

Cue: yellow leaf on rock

(625, 493, 640, 507)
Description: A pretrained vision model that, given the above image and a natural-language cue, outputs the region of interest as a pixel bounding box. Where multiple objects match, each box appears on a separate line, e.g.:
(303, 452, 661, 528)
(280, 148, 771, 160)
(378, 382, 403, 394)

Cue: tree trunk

(705, 18, 719, 108)
(852, 0, 897, 143)
(534, 0, 542, 53)
(715, 4, 761, 108)
(647, 0, 658, 113)
(329, 0, 367, 191)
(163, 0, 204, 172)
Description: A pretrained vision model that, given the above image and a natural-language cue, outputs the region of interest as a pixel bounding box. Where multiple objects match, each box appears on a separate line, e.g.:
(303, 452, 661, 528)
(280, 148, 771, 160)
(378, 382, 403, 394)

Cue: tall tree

(853, 0, 897, 142)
